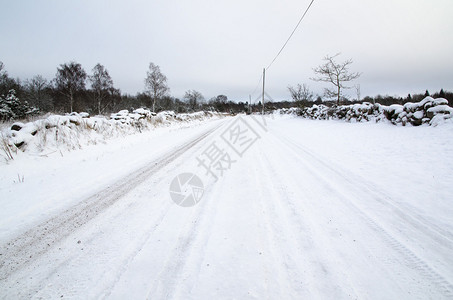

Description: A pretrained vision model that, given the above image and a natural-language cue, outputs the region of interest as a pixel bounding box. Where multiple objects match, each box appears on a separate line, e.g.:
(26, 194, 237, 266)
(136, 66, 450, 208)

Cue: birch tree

(89, 63, 114, 114)
(55, 61, 87, 112)
(144, 63, 169, 112)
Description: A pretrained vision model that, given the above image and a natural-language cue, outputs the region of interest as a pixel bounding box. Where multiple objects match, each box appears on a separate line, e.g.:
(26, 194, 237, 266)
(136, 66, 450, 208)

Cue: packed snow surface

(0, 115, 452, 299)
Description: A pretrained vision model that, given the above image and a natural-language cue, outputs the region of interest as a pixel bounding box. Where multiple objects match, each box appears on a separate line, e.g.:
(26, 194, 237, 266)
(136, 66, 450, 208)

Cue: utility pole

(249, 94, 252, 114)
(262, 68, 265, 114)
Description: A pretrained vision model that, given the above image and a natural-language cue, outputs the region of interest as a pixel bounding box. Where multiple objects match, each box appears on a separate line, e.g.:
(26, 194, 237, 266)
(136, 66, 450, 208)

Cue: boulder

(11, 122, 25, 131)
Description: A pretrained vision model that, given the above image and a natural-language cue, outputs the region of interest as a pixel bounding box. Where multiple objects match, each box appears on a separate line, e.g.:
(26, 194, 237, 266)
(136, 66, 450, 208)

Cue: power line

(266, 0, 315, 71)
(248, 0, 315, 101)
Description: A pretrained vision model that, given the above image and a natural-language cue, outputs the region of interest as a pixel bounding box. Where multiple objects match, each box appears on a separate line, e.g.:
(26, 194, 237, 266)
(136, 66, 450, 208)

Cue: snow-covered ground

(0, 115, 452, 299)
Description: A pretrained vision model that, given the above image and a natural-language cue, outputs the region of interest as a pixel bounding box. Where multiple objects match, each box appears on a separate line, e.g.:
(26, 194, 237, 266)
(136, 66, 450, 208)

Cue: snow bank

(0, 109, 221, 159)
(278, 97, 453, 126)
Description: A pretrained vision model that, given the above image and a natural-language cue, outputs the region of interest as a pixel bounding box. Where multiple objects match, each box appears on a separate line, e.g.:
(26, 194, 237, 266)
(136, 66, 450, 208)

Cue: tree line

(0, 61, 255, 119)
(1, 57, 452, 121)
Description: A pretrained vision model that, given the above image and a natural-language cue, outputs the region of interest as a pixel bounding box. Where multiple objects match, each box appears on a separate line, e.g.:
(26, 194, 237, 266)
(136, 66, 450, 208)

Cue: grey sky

(1, 0, 452, 102)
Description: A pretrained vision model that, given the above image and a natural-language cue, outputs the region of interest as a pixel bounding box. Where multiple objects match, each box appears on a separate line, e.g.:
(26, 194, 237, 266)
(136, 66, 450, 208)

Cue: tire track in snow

(0, 123, 222, 283)
(25, 120, 229, 299)
(33, 118, 233, 299)
(256, 141, 359, 298)
(253, 149, 316, 297)
(146, 116, 276, 299)
(31, 195, 175, 299)
(245, 146, 299, 297)
(145, 183, 219, 299)
(141, 117, 241, 299)
(279, 133, 453, 245)
(278, 132, 453, 279)
(151, 168, 226, 299)
(273, 131, 453, 298)
(140, 117, 252, 300)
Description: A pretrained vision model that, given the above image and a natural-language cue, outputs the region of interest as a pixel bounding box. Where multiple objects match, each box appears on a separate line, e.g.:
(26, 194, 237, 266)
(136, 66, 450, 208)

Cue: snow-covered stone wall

(0, 109, 220, 156)
(278, 97, 453, 126)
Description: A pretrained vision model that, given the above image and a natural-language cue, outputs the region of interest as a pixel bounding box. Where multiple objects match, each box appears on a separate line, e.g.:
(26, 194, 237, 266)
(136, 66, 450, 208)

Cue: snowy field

(1, 115, 453, 299)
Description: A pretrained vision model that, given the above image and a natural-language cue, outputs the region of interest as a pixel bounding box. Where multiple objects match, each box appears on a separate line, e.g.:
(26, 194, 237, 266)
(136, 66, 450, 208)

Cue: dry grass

(0, 132, 16, 161)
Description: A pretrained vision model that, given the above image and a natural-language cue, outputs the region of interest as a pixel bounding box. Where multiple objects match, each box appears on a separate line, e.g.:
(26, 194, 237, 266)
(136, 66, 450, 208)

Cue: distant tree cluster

(361, 89, 453, 106)
(0, 60, 122, 117)
(0, 60, 255, 120)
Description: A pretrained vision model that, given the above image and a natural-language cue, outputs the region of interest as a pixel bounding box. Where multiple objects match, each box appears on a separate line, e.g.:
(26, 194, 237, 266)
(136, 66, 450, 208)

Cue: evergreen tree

(0, 90, 38, 120)
(407, 94, 412, 102)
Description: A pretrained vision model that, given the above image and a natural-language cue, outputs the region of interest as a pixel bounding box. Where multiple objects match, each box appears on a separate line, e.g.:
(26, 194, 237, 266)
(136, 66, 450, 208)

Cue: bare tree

(311, 53, 361, 105)
(288, 83, 313, 103)
(89, 63, 114, 114)
(215, 95, 228, 104)
(208, 94, 229, 112)
(0, 61, 20, 97)
(0, 61, 10, 96)
(184, 90, 204, 111)
(24, 75, 52, 111)
(144, 63, 169, 112)
(55, 61, 87, 112)
(355, 84, 361, 103)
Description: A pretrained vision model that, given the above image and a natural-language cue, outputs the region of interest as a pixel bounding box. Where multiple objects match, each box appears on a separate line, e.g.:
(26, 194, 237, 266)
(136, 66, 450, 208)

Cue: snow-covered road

(1, 116, 452, 299)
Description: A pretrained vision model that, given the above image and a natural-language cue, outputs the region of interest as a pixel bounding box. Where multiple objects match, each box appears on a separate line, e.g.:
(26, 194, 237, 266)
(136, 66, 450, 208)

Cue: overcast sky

(1, 0, 452, 102)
